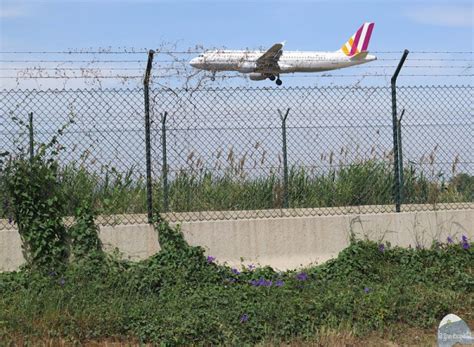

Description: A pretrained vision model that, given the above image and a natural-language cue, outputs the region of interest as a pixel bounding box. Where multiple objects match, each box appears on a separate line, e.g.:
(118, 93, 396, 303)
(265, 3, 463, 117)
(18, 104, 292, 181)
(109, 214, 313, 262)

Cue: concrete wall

(1, 208, 472, 272)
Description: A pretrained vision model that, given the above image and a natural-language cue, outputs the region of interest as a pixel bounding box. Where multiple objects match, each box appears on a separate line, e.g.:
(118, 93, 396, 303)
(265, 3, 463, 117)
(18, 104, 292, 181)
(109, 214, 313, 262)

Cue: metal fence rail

(1, 85, 473, 228)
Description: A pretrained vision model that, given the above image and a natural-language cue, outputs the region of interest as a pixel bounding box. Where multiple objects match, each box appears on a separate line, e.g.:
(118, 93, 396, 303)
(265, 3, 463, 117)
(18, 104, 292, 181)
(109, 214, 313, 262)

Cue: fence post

(278, 108, 290, 208)
(161, 112, 169, 212)
(397, 108, 405, 204)
(143, 49, 155, 223)
(391, 49, 409, 212)
(28, 112, 34, 162)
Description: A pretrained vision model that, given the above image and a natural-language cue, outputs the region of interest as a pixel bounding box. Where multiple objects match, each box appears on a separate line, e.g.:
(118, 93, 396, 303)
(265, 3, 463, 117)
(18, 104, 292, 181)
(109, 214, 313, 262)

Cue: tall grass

(59, 164, 147, 215)
(0, 160, 472, 218)
(156, 161, 471, 212)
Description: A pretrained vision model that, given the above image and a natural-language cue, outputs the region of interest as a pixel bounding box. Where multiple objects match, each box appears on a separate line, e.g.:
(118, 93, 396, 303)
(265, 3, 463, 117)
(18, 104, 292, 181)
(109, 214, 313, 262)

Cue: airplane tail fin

(339, 22, 375, 57)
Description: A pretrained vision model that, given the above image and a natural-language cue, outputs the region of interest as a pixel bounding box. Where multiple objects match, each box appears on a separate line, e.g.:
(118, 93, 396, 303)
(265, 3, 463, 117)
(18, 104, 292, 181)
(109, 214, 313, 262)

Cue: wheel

(269, 75, 276, 81)
(276, 78, 282, 86)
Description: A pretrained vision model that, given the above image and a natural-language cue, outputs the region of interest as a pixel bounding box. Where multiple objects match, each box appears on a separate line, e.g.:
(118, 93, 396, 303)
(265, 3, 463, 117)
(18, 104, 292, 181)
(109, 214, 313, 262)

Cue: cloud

(405, 4, 473, 27)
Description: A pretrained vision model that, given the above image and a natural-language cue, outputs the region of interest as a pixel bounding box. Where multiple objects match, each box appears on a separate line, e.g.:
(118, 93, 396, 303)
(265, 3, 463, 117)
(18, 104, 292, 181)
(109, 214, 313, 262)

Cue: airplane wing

(256, 42, 284, 71)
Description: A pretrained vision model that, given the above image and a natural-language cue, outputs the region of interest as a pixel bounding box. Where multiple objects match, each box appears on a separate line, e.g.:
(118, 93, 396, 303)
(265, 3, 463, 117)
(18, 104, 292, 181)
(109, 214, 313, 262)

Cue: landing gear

(264, 73, 281, 85)
(210, 71, 216, 81)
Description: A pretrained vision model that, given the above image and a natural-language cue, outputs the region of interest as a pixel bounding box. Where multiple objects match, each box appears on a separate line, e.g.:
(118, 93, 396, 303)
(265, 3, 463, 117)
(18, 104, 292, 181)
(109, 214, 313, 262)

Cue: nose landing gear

(276, 78, 282, 86)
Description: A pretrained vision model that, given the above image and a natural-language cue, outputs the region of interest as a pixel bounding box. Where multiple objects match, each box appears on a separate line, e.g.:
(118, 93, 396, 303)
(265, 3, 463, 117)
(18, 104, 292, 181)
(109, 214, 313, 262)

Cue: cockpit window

(199, 54, 204, 57)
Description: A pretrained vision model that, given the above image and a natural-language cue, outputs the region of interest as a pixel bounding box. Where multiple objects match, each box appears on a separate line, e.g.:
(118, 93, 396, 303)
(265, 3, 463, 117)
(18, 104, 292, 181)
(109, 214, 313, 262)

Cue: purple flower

(240, 314, 249, 323)
(59, 278, 65, 286)
(447, 236, 454, 244)
(378, 244, 385, 253)
(250, 277, 272, 287)
(247, 264, 255, 271)
(206, 256, 215, 264)
(8, 216, 13, 224)
(460, 235, 470, 250)
(231, 268, 240, 275)
(364, 287, 371, 294)
(296, 272, 308, 281)
(274, 280, 284, 287)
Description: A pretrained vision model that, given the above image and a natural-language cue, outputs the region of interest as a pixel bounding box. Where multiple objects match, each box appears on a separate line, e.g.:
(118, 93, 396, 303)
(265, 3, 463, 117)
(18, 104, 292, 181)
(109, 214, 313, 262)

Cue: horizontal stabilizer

(350, 51, 369, 60)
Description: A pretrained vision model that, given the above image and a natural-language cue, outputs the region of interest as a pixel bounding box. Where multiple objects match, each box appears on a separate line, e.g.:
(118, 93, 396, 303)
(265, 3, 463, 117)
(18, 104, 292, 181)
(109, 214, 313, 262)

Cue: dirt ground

(3, 326, 444, 347)
(6, 318, 474, 347)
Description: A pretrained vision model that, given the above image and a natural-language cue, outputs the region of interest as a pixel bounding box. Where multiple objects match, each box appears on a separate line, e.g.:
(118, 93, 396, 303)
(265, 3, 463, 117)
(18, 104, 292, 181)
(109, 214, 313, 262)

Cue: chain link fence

(1, 85, 473, 229)
(0, 89, 147, 227)
(152, 85, 473, 221)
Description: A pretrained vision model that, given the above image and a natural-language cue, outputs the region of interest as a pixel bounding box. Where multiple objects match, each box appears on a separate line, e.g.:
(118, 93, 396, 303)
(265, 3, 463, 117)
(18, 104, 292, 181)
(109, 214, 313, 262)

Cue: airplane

(189, 22, 376, 85)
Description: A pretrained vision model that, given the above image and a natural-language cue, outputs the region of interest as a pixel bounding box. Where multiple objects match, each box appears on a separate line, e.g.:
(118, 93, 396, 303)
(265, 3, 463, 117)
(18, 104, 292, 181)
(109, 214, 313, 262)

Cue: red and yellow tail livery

(340, 22, 375, 57)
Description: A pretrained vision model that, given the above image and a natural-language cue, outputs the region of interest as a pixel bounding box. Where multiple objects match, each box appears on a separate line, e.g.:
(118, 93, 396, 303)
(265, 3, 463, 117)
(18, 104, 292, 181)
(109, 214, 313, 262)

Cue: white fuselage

(190, 50, 377, 75)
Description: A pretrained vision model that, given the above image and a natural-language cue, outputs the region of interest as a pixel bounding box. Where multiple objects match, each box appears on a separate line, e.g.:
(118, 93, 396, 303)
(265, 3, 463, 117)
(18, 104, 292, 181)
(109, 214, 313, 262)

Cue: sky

(0, 0, 473, 88)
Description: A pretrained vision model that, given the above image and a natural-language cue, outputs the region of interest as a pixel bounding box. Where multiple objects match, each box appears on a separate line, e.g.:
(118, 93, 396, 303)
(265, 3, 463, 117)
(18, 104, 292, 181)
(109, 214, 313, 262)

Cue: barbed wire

(2, 121, 470, 136)
(0, 75, 144, 79)
(1, 74, 472, 79)
(0, 51, 150, 54)
(154, 58, 473, 62)
(0, 50, 472, 54)
(354, 65, 472, 69)
(1, 65, 471, 70)
(0, 67, 145, 71)
(0, 57, 472, 64)
(1, 49, 471, 87)
(0, 60, 146, 63)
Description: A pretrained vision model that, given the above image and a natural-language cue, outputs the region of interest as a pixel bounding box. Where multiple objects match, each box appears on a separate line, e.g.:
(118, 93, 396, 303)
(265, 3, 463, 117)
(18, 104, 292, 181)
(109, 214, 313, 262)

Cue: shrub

(0, 223, 471, 345)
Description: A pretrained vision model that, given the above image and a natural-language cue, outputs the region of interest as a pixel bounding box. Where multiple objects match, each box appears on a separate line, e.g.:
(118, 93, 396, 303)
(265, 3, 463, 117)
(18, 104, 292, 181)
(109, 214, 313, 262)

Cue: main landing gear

(268, 74, 282, 85)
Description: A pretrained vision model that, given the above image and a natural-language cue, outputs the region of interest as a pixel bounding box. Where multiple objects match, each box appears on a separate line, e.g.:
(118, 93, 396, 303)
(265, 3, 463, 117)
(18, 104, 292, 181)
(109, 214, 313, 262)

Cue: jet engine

(248, 73, 267, 81)
(238, 62, 257, 73)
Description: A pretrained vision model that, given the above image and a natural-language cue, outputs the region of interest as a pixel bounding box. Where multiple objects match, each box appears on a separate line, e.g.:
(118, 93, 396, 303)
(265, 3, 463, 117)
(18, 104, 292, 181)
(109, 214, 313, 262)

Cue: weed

(0, 223, 472, 345)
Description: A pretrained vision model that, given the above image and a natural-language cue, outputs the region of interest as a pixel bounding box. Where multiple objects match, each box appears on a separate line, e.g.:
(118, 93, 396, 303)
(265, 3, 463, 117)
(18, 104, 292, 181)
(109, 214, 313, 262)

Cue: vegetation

(0, 121, 474, 345)
(0, 115, 471, 219)
(0, 122, 472, 345)
(0, 220, 472, 345)
(1, 160, 472, 220)
(160, 162, 472, 212)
